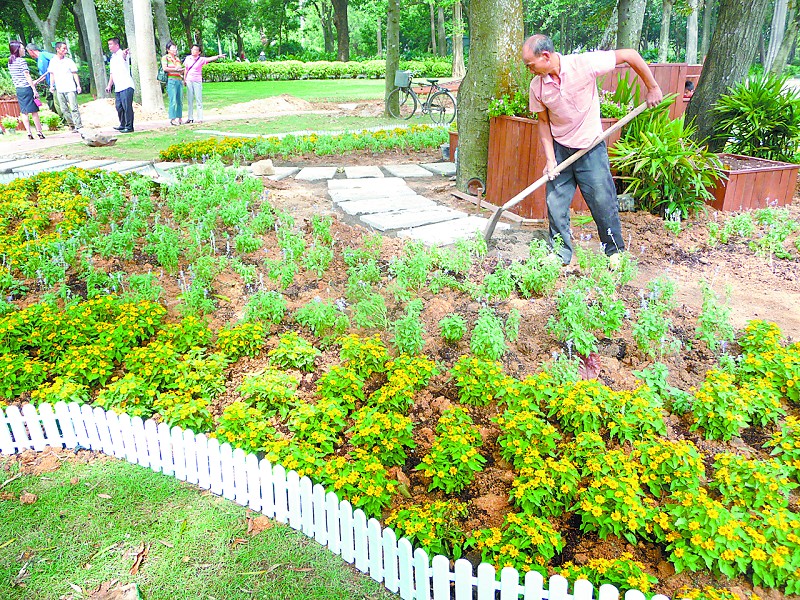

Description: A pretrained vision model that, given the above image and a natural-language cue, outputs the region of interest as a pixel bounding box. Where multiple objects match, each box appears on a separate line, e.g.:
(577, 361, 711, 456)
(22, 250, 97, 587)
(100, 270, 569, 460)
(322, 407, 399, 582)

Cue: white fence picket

(232, 447, 248, 506)
(326, 492, 341, 555)
(476, 562, 497, 600)
(259, 459, 275, 518)
(382, 527, 399, 593)
(38, 404, 63, 447)
(144, 420, 160, 473)
(413, 547, 431, 600)
(300, 476, 314, 535)
(574, 578, 594, 600)
(652, 595, 671, 600)
(183, 430, 198, 484)
(53, 402, 78, 450)
(339, 499, 355, 563)
(397, 537, 414, 600)
(6, 406, 32, 450)
(432, 554, 452, 599)
(454, 558, 474, 600)
(246, 453, 261, 511)
(272, 464, 288, 524)
(524, 569, 546, 599)
(367, 517, 383, 582)
(353, 509, 369, 573)
(1, 404, 661, 600)
(21, 404, 47, 450)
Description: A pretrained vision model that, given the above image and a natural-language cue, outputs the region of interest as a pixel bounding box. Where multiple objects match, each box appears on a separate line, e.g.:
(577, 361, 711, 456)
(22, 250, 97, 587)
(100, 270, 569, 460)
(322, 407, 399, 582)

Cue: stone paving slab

(383, 164, 435, 178)
(100, 161, 151, 173)
(268, 166, 300, 181)
(344, 166, 384, 179)
(420, 162, 457, 176)
(0, 173, 22, 184)
(0, 158, 49, 173)
(328, 177, 407, 190)
(336, 195, 438, 216)
(72, 159, 117, 170)
(398, 216, 509, 246)
(295, 166, 337, 181)
(129, 165, 159, 177)
(329, 187, 418, 204)
(360, 207, 463, 231)
(153, 161, 188, 171)
(12, 159, 81, 173)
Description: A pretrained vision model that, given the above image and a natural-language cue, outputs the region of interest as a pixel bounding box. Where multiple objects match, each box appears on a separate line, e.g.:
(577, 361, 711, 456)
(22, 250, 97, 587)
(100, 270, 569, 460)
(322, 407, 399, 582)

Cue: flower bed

(1, 166, 800, 598)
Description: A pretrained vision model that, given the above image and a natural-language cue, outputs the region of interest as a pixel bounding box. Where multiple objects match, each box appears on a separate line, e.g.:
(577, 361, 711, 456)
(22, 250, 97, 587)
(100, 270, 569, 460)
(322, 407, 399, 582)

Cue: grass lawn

(0, 454, 396, 600)
(35, 113, 432, 161)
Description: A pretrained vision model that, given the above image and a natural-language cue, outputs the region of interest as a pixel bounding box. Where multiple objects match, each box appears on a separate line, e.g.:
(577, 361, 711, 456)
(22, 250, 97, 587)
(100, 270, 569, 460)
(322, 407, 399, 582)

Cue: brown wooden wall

(485, 116, 621, 219)
(709, 154, 800, 211)
(599, 63, 701, 119)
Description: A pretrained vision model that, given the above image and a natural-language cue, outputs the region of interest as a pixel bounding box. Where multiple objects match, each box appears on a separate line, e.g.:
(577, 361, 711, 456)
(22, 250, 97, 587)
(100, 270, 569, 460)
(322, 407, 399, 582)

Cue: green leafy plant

(510, 456, 580, 517)
(632, 438, 705, 497)
(215, 321, 266, 360)
(319, 449, 397, 519)
(316, 365, 364, 410)
(243, 290, 286, 324)
(212, 401, 277, 453)
(767, 416, 800, 482)
(711, 453, 796, 509)
(268, 331, 320, 371)
(696, 281, 734, 354)
(689, 369, 750, 440)
(470, 307, 507, 361)
(303, 242, 334, 277)
(386, 500, 468, 559)
(352, 292, 388, 329)
(451, 355, 514, 406)
(391, 299, 425, 355)
(632, 277, 681, 359)
(368, 354, 438, 412)
(287, 397, 348, 454)
(438, 313, 467, 345)
(294, 298, 349, 339)
(154, 391, 214, 433)
(238, 368, 299, 418)
(558, 553, 658, 595)
(338, 334, 388, 378)
(348, 406, 415, 466)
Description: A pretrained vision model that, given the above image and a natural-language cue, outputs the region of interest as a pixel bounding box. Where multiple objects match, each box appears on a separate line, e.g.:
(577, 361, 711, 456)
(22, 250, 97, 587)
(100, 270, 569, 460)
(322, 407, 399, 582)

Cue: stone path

(0, 156, 507, 245)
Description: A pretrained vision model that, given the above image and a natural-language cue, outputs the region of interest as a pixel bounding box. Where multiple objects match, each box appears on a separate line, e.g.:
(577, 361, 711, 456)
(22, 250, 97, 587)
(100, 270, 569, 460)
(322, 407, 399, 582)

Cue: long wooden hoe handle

(483, 102, 649, 242)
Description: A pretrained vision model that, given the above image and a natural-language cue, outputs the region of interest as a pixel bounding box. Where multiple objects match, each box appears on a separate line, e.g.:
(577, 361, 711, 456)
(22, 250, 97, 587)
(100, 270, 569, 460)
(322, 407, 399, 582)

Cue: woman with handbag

(161, 41, 184, 126)
(7, 40, 45, 139)
(183, 44, 224, 124)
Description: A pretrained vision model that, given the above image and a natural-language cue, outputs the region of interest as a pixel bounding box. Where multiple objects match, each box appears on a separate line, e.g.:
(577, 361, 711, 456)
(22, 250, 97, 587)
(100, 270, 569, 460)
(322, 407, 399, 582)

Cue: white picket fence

(0, 402, 669, 600)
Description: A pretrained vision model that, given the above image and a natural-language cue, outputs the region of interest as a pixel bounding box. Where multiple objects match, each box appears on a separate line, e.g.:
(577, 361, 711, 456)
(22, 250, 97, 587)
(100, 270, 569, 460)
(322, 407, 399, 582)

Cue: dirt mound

(79, 98, 164, 129)
(212, 94, 316, 117)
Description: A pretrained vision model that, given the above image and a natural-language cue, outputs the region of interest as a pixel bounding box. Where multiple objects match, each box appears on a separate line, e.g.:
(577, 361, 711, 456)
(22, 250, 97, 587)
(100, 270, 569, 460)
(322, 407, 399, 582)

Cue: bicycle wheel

(387, 88, 418, 120)
(428, 91, 456, 125)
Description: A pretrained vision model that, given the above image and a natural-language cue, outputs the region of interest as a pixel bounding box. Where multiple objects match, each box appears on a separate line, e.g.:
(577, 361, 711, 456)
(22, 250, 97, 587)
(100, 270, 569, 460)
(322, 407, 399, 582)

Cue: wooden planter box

(600, 63, 701, 119)
(449, 131, 458, 163)
(709, 153, 800, 211)
(0, 96, 21, 119)
(485, 115, 621, 219)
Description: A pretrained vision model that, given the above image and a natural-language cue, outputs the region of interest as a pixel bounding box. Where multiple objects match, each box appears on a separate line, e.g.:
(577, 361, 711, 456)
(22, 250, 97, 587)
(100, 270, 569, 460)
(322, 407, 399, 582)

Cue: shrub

(213, 401, 276, 453)
(238, 368, 299, 417)
(243, 290, 286, 324)
(215, 321, 266, 360)
(438, 313, 467, 345)
(268, 331, 320, 371)
(319, 449, 398, 518)
(386, 501, 468, 559)
(348, 406, 415, 466)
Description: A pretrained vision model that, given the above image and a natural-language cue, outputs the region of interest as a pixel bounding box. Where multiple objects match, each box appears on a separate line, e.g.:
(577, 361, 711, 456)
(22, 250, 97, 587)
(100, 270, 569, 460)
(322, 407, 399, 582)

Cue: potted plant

(708, 73, 800, 211)
(41, 112, 62, 131)
(1, 115, 20, 133)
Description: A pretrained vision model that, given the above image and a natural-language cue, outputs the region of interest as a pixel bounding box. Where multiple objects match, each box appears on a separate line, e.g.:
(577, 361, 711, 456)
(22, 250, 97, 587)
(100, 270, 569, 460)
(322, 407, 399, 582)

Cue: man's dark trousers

(115, 88, 135, 130)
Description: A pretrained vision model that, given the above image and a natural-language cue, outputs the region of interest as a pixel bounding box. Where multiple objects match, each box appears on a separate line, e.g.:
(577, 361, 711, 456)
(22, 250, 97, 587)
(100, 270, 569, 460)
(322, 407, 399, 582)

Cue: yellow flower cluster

(338, 333, 389, 377)
(558, 553, 657, 594)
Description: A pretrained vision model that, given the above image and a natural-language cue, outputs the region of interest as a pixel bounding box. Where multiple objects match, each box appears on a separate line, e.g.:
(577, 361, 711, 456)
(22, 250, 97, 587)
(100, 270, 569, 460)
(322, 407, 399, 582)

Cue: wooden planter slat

(709, 153, 799, 211)
(449, 131, 458, 163)
(485, 115, 620, 219)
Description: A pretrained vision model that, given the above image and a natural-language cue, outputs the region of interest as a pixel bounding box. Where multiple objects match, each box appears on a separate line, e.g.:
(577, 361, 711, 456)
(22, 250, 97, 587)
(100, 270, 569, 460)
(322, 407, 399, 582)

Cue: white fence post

(397, 537, 414, 600)
(353, 509, 369, 573)
(286, 469, 302, 529)
(105, 409, 125, 458)
(38, 404, 63, 447)
(624, 590, 648, 600)
(339, 499, 355, 563)
(6, 406, 32, 451)
(143, 420, 160, 473)
(68, 402, 90, 449)
(54, 402, 78, 449)
(208, 437, 223, 496)
(0, 409, 16, 454)
(259, 459, 275, 518)
(219, 441, 235, 500)
(246, 453, 261, 511)
(232, 447, 248, 506)
(524, 570, 546, 599)
(413, 547, 431, 600)
(300, 476, 314, 535)
(476, 562, 498, 600)
(184, 430, 198, 484)
(500, 567, 521, 600)
(195, 433, 210, 488)
(599, 583, 620, 600)
(312, 483, 327, 545)
(272, 464, 288, 524)
(367, 517, 383, 582)
(80, 403, 103, 451)
(432, 554, 452, 599)
(21, 404, 47, 450)
(130, 417, 148, 467)
(574, 578, 594, 600)
(172, 426, 187, 481)
(549, 575, 570, 600)
(382, 527, 399, 593)
(454, 558, 474, 600)
(94, 406, 116, 456)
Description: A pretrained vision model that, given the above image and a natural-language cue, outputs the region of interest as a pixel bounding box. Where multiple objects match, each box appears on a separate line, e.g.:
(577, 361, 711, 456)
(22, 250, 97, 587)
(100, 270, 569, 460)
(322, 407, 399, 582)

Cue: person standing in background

(25, 43, 58, 114)
(183, 44, 224, 124)
(8, 41, 45, 140)
(44, 42, 83, 132)
(105, 37, 135, 133)
(161, 41, 184, 126)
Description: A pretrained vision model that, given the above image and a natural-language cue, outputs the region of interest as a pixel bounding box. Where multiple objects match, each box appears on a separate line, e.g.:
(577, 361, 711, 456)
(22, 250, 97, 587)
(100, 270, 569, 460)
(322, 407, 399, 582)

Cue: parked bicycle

(386, 70, 457, 124)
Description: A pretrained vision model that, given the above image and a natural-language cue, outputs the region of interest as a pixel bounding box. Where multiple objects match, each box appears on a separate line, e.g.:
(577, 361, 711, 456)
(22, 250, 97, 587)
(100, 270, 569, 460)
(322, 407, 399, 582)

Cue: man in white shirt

(105, 37, 135, 133)
(46, 42, 82, 131)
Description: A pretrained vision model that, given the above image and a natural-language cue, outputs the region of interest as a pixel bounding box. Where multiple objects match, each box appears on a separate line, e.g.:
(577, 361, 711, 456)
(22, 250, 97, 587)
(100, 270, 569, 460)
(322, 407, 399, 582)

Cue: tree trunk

(77, 0, 107, 98)
(385, 0, 400, 116)
(456, 0, 523, 191)
(700, 0, 716, 58)
(377, 16, 383, 55)
(437, 5, 447, 56)
(236, 32, 244, 58)
(686, 0, 700, 63)
(21, 0, 64, 51)
(429, 2, 437, 54)
(770, 6, 799, 73)
(617, 0, 647, 49)
(686, 0, 771, 148)
(72, 2, 88, 63)
(331, 0, 350, 61)
(452, 1, 466, 78)
(152, 0, 171, 53)
(600, 6, 619, 49)
(132, 0, 163, 113)
(657, 0, 675, 62)
(765, 0, 789, 71)
(312, 1, 336, 54)
(122, 0, 142, 104)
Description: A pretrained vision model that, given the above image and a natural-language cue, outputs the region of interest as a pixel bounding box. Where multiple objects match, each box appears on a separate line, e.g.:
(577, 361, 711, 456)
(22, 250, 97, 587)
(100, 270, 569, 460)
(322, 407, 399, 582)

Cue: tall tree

(765, 0, 789, 71)
(309, 0, 336, 53)
(217, 0, 250, 57)
(132, 0, 164, 112)
(385, 0, 400, 115)
(686, 0, 771, 147)
(617, 0, 647, 48)
(122, 0, 141, 104)
(152, 0, 171, 51)
(456, 0, 523, 191)
(770, 2, 799, 73)
(74, 0, 107, 97)
(429, 2, 437, 53)
(600, 5, 618, 48)
(437, 5, 447, 55)
(331, 0, 350, 60)
(657, 0, 676, 61)
(21, 0, 64, 50)
(686, 0, 700, 63)
(452, 0, 465, 78)
(700, 0, 716, 57)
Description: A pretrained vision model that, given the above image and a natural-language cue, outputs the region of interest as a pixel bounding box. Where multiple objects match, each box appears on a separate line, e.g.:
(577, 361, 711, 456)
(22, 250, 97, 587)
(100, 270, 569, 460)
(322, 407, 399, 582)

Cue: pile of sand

(79, 98, 165, 129)
(210, 94, 316, 116)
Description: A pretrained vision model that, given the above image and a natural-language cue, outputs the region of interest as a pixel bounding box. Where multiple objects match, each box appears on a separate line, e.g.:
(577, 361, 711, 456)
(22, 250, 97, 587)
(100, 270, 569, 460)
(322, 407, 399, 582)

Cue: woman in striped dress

(8, 40, 45, 139)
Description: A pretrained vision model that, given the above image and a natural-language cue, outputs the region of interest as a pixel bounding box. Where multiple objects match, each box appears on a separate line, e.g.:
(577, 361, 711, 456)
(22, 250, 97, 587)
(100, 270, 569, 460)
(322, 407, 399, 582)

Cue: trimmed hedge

(202, 59, 452, 82)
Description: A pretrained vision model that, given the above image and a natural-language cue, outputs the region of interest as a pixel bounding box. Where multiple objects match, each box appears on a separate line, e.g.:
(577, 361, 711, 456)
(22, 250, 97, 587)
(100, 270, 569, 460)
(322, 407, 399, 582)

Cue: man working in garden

(522, 35, 663, 265)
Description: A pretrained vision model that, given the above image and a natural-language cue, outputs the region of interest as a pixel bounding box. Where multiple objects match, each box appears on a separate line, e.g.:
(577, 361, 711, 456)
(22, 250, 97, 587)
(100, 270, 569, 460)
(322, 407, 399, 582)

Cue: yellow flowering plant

(559, 432, 607, 473)
(510, 456, 581, 517)
(386, 500, 468, 559)
(766, 415, 800, 482)
(0, 353, 50, 399)
(746, 506, 800, 593)
(212, 401, 277, 453)
(558, 553, 658, 595)
(711, 453, 796, 509)
(215, 321, 266, 361)
(95, 372, 159, 418)
(29, 376, 90, 406)
(238, 367, 299, 418)
(368, 353, 438, 412)
(348, 406, 415, 466)
(467, 512, 564, 576)
(262, 438, 327, 479)
(689, 369, 750, 440)
(547, 379, 610, 435)
(268, 331, 320, 371)
(316, 365, 365, 410)
(319, 449, 397, 519)
(632, 438, 705, 497)
(495, 409, 560, 469)
(674, 586, 739, 600)
(338, 334, 389, 378)
(287, 397, 348, 454)
(154, 390, 214, 433)
(451, 355, 514, 406)
(416, 407, 485, 494)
